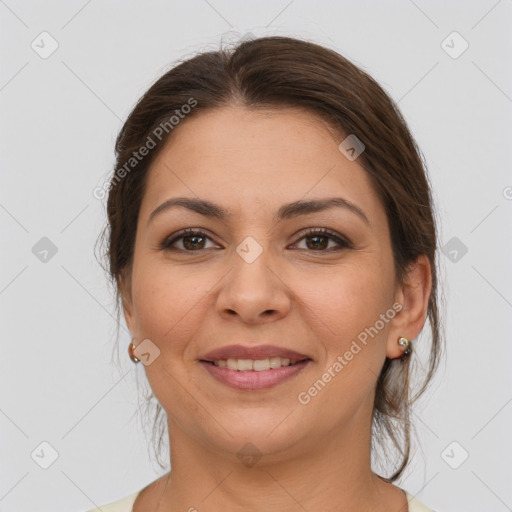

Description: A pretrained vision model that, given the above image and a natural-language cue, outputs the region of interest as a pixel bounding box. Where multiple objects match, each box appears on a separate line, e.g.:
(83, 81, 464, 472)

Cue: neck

(153, 415, 407, 512)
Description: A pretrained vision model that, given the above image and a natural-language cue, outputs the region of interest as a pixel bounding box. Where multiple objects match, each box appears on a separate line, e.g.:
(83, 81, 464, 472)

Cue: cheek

(302, 261, 392, 340)
(298, 268, 392, 408)
(130, 261, 216, 349)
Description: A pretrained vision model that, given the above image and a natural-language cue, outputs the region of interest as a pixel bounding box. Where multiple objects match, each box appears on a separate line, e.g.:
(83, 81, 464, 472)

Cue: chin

(201, 416, 308, 460)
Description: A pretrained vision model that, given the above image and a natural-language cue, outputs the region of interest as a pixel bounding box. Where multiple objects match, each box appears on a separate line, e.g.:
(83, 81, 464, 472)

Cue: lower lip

(199, 360, 311, 390)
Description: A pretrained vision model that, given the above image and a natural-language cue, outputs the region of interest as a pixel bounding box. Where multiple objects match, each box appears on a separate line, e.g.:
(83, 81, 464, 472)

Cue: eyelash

(160, 227, 353, 253)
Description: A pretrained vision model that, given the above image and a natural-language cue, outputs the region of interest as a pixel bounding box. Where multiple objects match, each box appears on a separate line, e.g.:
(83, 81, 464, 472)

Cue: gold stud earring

(397, 336, 412, 359)
(128, 340, 140, 363)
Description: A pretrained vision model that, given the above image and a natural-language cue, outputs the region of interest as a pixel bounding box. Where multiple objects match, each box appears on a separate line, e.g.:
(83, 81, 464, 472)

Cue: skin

(121, 106, 432, 512)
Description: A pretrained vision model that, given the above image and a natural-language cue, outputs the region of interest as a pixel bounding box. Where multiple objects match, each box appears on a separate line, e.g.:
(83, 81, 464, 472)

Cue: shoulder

(84, 490, 141, 512)
(404, 490, 437, 512)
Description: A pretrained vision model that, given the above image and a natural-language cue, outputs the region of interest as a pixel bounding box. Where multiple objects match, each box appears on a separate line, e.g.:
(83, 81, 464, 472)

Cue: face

(122, 106, 407, 461)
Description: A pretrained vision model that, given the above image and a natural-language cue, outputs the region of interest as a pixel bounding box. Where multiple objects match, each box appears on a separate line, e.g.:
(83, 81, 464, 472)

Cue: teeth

(213, 357, 296, 371)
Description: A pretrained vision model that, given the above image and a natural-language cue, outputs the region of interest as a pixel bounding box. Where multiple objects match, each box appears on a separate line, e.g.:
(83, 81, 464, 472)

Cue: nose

(216, 247, 291, 325)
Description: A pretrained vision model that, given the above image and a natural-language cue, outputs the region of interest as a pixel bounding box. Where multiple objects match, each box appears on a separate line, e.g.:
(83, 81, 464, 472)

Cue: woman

(90, 36, 442, 512)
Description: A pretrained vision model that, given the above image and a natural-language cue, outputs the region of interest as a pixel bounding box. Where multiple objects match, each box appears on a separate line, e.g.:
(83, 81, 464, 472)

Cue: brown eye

(160, 229, 216, 252)
(160, 227, 352, 253)
(292, 228, 352, 252)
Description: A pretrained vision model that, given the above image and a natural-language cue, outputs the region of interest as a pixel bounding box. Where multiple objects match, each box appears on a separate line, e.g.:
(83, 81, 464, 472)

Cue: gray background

(1, 1, 511, 511)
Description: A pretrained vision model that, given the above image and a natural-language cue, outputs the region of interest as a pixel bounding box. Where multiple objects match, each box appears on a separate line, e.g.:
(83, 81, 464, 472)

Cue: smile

(199, 358, 312, 390)
(207, 357, 305, 371)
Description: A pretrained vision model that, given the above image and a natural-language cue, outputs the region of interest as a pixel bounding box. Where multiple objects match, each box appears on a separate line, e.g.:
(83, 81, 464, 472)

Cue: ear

(118, 268, 136, 336)
(386, 254, 432, 359)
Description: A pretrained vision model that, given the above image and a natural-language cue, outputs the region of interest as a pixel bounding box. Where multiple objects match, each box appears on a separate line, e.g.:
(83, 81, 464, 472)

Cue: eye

(291, 228, 353, 252)
(160, 227, 352, 253)
(160, 229, 218, 252)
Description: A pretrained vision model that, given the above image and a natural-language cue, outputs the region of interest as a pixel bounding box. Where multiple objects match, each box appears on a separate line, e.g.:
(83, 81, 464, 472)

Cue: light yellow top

(85, 488, 436, 511)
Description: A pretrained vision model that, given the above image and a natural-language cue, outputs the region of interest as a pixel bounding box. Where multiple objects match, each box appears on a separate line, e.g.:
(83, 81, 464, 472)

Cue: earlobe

(386, 254, 432, 360)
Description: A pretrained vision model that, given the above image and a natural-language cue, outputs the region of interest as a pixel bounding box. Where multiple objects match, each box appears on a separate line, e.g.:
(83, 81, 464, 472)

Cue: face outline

(120, 106, 431, 463)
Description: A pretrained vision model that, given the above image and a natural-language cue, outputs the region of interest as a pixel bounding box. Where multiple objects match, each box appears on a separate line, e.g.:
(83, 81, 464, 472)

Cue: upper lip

(199, 344, 312, 362)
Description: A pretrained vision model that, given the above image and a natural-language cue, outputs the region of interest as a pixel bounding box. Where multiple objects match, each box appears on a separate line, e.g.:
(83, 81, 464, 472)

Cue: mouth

(198, 357, 312, 390)
(199, 343, 312, 364)
(199, 356, 310, 371)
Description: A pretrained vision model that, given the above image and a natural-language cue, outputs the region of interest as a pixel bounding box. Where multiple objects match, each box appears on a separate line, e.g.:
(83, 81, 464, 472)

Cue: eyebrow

(148, 196, 370, 226)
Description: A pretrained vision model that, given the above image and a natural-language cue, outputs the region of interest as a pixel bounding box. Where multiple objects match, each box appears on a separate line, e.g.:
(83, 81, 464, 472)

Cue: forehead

(140, 106, 384, 226)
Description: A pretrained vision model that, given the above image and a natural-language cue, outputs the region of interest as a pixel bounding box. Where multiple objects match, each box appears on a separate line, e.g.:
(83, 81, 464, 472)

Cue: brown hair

(97, 35, 444, 482)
